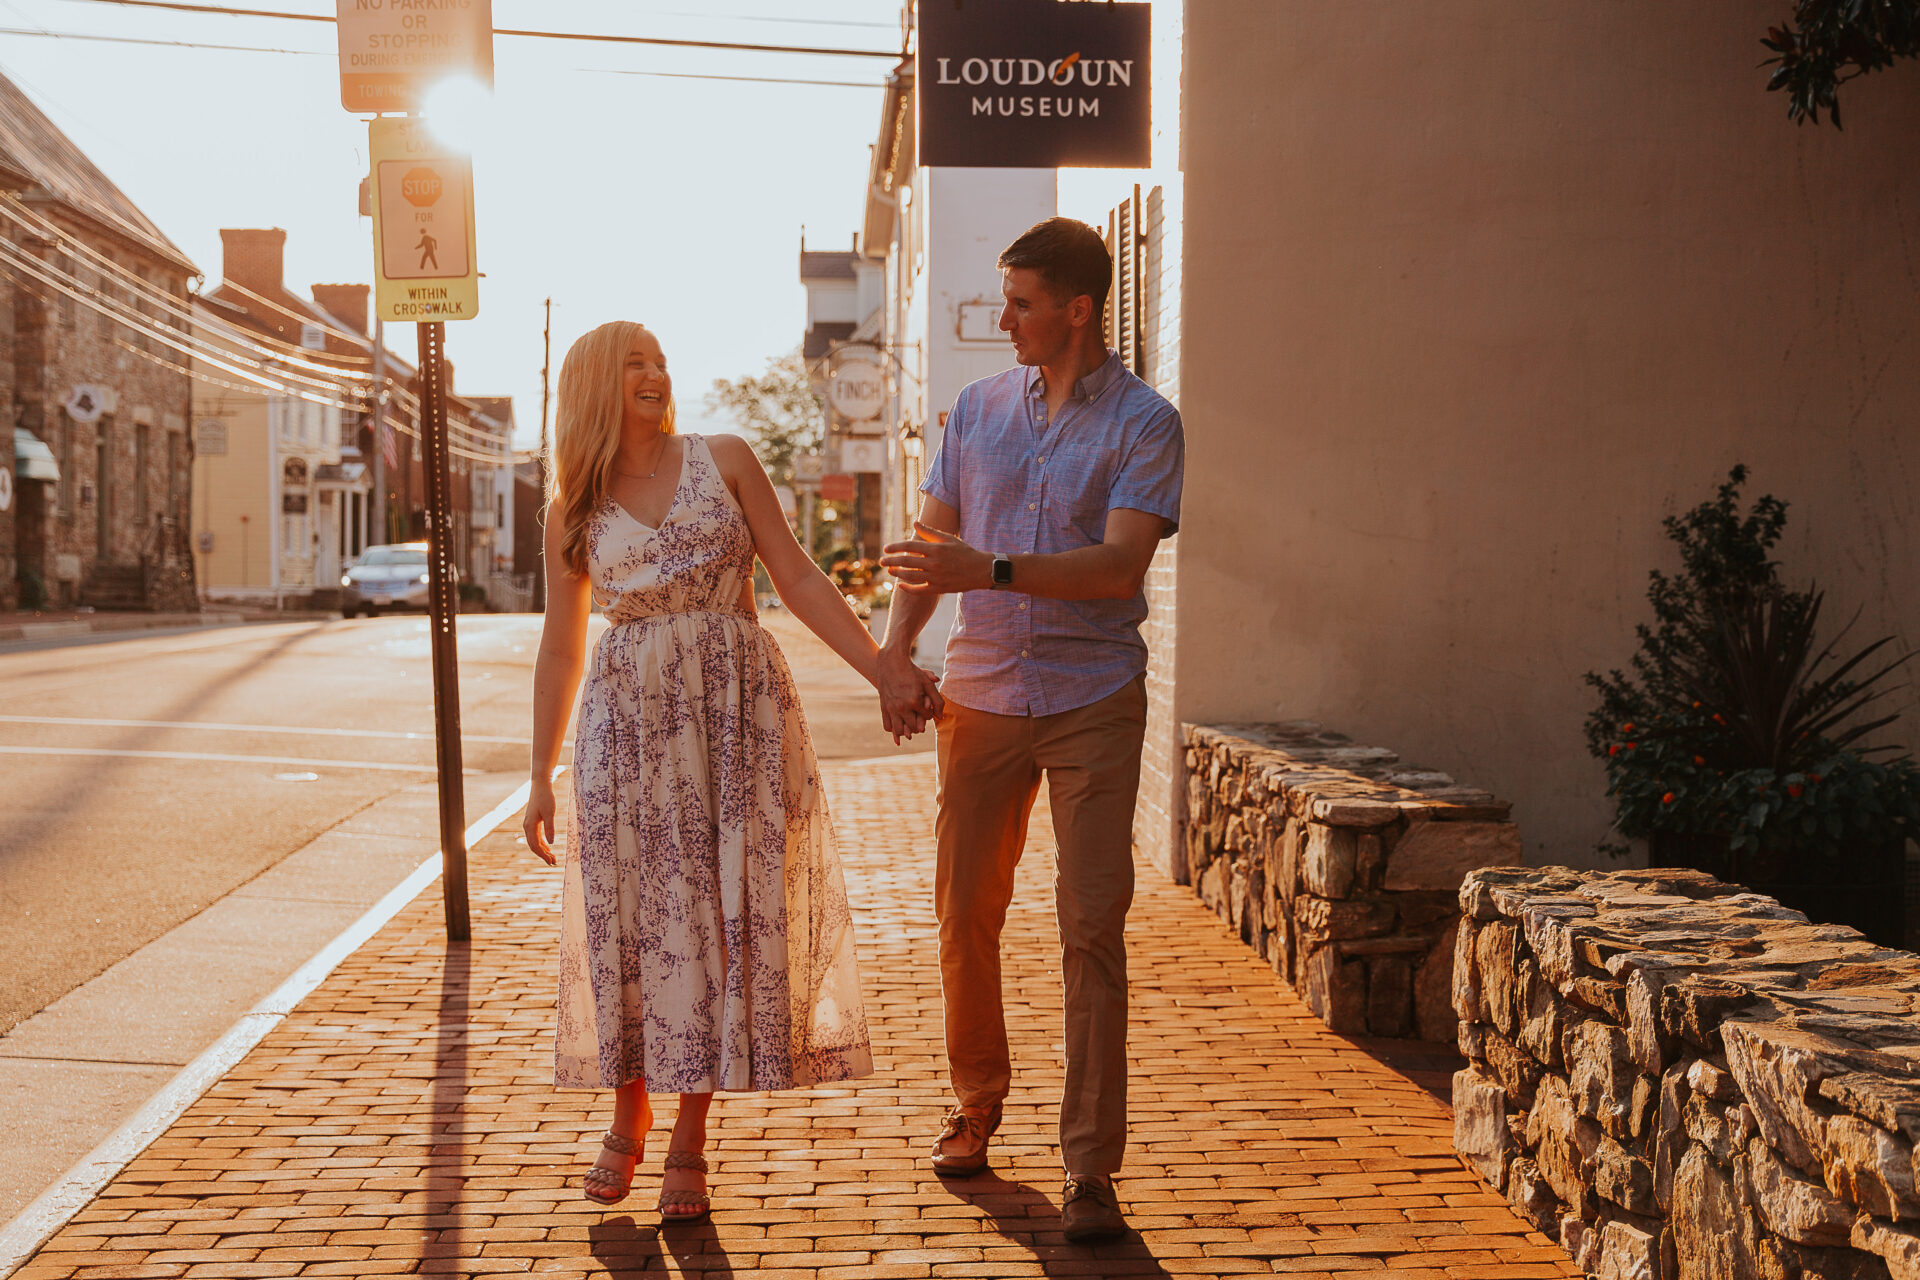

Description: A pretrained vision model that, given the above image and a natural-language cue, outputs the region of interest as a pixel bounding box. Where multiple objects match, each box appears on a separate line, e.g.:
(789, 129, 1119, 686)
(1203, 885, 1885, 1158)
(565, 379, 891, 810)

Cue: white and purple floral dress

(554, 434, 874, 1094)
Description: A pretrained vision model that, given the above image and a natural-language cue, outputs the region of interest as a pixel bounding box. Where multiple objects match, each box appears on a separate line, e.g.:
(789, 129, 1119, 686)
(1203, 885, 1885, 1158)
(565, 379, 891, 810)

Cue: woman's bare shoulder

(703, 432, 767, 482)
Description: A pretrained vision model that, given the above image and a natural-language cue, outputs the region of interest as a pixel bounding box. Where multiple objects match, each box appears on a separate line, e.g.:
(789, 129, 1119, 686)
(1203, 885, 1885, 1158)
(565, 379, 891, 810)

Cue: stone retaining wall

(1182, 722, 1523, 1041)
(1453, 864, 1920, 1280)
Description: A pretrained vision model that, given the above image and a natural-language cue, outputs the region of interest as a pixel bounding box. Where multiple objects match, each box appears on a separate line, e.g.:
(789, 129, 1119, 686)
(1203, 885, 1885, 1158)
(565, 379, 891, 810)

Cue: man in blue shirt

(877, 217, 1185, 1243)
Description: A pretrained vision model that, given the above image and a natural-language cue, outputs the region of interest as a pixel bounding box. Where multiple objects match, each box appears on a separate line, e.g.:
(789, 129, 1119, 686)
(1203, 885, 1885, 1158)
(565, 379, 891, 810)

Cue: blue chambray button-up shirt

(920, 349, 1185, 717)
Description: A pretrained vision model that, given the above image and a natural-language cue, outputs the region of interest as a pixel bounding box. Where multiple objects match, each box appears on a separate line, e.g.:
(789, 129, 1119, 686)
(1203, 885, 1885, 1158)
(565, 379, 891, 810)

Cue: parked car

(340, 542, 456, 617)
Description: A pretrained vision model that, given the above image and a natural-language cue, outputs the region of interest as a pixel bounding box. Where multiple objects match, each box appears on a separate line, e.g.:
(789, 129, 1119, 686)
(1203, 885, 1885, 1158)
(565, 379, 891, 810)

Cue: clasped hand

(877, 646, 945, 744)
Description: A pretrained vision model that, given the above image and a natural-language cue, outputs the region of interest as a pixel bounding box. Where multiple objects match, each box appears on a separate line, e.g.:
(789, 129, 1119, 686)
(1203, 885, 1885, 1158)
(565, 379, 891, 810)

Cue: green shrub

(1583, 465, 1920, 858)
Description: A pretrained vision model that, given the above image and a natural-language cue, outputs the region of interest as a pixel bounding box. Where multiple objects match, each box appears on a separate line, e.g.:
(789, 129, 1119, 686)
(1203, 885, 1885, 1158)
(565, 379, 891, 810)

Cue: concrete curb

(0, 777, 540, 1279)
(0, 611, 248, 644)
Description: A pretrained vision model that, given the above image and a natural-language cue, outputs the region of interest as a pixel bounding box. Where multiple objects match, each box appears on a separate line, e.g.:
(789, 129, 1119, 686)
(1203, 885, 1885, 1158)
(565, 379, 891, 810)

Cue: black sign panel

(918, 0, 1150, 169)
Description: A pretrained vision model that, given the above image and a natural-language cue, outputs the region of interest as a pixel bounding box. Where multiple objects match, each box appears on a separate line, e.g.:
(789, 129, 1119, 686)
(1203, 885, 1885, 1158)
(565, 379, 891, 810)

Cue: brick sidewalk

(16, 755, 1576, 1279)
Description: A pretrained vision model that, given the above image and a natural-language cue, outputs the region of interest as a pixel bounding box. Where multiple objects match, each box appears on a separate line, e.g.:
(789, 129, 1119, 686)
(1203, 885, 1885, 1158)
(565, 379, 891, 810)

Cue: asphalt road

(0, 608, 926, 1036)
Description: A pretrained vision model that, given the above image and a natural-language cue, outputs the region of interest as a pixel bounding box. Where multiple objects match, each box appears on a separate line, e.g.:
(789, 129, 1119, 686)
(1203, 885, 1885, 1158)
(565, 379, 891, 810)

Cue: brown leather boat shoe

(1061, 1175, 1126, 1243)
(929, 1102, 1003, 1177)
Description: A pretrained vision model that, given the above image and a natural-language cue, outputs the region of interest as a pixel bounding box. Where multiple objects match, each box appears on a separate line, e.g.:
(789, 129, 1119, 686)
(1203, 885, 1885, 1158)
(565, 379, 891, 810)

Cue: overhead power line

(50, 0, 902, 58)
(0, 27, 886, 86)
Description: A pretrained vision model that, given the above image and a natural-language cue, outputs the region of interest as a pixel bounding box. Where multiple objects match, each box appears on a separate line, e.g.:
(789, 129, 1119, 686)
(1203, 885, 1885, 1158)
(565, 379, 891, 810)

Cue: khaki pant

(933, 675, 1147, 1175)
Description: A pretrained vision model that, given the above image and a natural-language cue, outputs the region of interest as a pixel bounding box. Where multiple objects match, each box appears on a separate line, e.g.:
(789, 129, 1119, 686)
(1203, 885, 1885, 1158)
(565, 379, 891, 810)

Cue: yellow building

(188, 293, 367, 605)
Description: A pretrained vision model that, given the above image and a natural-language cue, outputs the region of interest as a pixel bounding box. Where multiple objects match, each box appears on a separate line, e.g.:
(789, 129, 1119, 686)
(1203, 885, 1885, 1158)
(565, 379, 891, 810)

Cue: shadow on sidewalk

(941, 1171, 1174, 1278)
(433, 940, 471, 1265)
(587, 1216, 735, 1277)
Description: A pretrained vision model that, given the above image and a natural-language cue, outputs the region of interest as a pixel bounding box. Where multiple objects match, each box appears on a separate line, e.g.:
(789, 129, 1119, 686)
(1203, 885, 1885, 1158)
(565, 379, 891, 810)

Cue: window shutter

(1106, 185, 1145, 376)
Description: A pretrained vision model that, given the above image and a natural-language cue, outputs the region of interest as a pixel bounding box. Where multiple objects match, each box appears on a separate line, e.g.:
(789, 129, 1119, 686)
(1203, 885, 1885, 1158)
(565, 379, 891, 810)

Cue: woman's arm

(523, 509, 593, 865)
(707, 434, 942, 737)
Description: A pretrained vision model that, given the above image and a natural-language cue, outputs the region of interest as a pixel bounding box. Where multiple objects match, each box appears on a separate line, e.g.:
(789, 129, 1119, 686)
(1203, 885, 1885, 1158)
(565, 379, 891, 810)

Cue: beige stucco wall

(1176, 3, 1920, 867)
(190, 389, 270, 590)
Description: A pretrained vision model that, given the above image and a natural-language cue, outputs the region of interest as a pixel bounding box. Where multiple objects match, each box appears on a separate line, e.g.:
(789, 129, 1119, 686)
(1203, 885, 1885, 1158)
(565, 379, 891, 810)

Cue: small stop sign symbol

(402, 167, 443, 208)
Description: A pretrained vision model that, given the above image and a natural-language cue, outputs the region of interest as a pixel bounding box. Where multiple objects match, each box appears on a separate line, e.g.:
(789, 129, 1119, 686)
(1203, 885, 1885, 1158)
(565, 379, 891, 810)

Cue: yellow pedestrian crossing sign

(369, 118, 479, 322)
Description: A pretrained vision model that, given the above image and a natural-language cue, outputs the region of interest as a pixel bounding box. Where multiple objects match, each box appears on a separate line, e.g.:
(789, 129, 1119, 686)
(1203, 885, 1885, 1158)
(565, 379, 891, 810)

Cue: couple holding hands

(523, 216, 1184, 1242)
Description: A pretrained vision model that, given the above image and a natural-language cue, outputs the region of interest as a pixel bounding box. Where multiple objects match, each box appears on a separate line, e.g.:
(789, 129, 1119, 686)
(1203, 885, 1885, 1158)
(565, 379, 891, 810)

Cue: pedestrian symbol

(416, 230, 439, 271)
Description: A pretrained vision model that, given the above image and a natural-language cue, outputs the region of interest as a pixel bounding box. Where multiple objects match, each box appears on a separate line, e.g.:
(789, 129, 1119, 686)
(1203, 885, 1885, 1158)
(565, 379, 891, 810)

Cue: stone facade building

(0, 70, 197, 611)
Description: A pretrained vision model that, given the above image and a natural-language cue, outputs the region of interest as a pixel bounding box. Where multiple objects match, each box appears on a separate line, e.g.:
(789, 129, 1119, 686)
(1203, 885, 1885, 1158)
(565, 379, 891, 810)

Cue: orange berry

(1662, 792, 1676, 804)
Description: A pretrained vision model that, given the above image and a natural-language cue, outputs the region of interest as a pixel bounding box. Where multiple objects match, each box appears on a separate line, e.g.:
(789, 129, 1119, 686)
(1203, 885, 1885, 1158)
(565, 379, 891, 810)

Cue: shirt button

(1027, 502, 1036, 511)
(1018, 601, 1028, 611)
(1020, 649, 1029, 657)
(1038, 455, 1047, 464)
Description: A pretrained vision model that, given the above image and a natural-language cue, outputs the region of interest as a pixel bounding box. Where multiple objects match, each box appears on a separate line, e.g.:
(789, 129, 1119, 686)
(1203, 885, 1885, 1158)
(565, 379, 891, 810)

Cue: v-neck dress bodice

(554, 434, 873, 1093)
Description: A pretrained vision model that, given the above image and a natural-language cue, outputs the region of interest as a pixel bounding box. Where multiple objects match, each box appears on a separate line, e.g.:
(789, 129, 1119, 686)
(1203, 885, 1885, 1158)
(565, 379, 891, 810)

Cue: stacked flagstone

(1453, 863, 1920, 1280)
(1182, 722, 1523, 1041)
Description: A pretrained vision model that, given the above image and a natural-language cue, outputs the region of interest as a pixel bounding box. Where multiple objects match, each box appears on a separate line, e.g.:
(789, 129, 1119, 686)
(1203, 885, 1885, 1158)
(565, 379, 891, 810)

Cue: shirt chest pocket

(1043, 443, 1118, 542)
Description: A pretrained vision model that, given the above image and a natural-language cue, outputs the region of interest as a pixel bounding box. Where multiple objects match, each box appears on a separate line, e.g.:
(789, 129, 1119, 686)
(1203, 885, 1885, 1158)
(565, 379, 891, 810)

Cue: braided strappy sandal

(657, 1149, 711, 1223)
(582, 1130, 642, 1205)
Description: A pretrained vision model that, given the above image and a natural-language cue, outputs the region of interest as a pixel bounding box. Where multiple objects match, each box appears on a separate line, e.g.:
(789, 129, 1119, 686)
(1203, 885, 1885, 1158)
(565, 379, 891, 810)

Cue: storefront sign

(918, 0, 1150, 168)
(826, 358, 886, 422)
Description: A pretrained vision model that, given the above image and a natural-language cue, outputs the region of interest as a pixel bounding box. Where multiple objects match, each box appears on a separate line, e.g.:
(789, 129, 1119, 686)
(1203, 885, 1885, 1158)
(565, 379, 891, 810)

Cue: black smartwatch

(990, 554, 1014, 588)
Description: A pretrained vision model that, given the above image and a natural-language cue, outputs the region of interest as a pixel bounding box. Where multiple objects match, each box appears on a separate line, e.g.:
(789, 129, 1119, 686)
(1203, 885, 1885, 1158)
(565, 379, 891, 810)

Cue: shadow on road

(939, 1169, 1175, 1278)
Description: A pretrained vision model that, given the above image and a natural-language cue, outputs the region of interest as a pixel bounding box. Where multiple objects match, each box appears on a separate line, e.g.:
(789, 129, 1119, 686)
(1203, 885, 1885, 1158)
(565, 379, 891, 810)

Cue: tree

(705, 348, 851, 563)
(1763, 0, 1920, 126)
(705, 348, 825, 486)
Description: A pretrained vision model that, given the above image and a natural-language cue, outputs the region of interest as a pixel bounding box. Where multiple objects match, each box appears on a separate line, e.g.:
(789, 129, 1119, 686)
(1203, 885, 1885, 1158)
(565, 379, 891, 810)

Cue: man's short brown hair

(998, 217, 1111, 315)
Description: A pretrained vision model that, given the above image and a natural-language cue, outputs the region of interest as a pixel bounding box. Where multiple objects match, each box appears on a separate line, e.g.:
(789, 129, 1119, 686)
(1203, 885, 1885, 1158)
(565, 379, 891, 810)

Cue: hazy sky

(1, 0, 905, 446)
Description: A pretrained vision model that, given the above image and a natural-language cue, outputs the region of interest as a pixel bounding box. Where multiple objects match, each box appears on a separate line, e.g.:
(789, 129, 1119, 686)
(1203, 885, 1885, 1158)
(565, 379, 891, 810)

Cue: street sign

(841, 439, 886, 475)
(337, 0, 494, 115)
(820, 473, 857, 503)
(369, 118, 479, 322)
(794, 452, 825, 483)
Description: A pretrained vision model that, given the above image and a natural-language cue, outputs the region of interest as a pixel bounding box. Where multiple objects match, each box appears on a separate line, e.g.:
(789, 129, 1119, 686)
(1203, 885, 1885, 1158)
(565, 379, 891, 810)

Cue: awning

(13, 428, 57, 482)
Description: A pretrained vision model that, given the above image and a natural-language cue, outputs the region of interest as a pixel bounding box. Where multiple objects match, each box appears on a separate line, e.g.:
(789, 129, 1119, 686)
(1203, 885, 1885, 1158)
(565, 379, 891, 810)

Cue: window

(135, 423, 150, 526)
(58, 253, 76, 329)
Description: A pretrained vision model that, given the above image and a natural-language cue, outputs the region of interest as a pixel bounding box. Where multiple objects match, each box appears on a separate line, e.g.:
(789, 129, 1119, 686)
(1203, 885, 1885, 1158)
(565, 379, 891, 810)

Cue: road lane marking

(0, 746, 455, 774)
(0, 714, 533, 746)
(0, 774, 545, 1277)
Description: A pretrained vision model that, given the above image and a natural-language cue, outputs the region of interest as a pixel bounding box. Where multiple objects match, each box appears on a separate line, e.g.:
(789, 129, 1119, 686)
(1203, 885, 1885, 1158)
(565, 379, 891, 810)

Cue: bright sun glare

(419, 75, 496, 154)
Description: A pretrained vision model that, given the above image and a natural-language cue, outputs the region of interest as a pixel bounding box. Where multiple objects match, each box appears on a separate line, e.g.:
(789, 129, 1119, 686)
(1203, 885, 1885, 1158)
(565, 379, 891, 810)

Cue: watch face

(992, 556, 1013, 585)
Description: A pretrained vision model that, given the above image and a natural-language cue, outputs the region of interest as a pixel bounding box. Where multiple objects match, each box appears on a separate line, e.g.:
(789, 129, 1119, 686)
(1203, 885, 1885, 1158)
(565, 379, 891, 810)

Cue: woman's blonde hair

(548, 320, 676, 575)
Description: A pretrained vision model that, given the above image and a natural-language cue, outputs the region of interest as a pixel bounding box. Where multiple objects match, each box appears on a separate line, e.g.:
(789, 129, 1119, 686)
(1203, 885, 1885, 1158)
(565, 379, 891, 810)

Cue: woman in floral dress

(523, 321, 942, 1218)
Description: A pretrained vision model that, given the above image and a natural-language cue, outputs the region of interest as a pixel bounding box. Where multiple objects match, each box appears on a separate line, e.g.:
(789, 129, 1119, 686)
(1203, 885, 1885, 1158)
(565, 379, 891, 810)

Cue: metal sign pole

(417, 319, 471, 941)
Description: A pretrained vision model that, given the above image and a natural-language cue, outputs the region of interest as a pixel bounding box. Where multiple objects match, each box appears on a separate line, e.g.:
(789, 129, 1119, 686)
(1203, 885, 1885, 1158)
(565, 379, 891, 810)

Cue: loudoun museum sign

(918, 0, 1151, 168)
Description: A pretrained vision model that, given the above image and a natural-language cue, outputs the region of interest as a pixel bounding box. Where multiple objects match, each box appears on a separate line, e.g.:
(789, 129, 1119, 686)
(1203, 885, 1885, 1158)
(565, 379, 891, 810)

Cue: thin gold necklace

(611, 435, 671, 480)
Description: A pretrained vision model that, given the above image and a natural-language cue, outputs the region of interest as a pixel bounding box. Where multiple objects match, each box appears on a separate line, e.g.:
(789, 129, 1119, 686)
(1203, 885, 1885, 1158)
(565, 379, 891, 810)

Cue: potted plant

(1584, 466, 1920, 945)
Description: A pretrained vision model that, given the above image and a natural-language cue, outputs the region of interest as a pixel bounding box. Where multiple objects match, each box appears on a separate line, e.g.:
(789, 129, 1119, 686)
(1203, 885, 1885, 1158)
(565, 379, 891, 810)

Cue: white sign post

(337, 0, 494, 115)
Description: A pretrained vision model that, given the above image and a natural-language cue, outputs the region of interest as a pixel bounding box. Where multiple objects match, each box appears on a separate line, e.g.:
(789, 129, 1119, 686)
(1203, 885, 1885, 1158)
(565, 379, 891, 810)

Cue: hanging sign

(369, 117, 480, 322)
(918, 0, 1151, 168)
(64, 385, 108, 424)
(337, 0, 494, 116)
(826, 357, 886, 422)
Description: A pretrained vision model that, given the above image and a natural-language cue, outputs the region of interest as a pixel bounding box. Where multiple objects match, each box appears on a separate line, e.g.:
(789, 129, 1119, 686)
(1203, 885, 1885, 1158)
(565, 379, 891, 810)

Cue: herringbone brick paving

(15, 754, 1576, 1279)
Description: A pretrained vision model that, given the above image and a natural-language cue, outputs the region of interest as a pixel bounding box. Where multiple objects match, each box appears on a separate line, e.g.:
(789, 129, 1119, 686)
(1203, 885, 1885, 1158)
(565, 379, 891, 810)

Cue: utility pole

(535, 295, 551, 611)
(370, 315, 387, 545)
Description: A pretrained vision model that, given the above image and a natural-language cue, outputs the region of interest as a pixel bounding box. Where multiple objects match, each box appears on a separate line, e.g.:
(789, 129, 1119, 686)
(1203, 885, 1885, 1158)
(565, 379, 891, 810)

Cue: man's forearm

(1008, 543, 1141, 602)
(881, 581, 940, 655)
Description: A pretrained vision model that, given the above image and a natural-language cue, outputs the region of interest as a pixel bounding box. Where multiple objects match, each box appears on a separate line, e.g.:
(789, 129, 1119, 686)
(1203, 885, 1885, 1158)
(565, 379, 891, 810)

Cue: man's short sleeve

(919, 391, 963, 507)
(1108, 404, 1185, 536)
